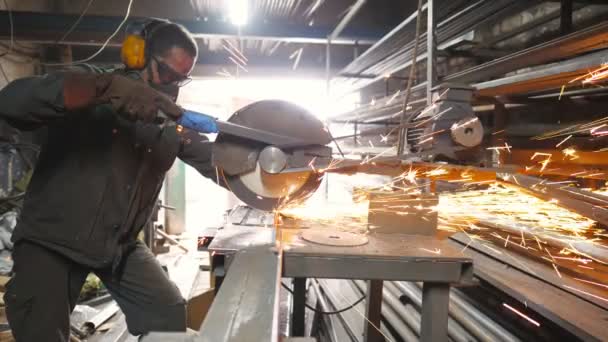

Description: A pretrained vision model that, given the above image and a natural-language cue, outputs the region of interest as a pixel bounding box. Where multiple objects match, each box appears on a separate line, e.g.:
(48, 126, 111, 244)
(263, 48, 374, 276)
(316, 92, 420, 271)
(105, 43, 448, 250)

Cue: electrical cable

(42, 0, 134, 67)
(58, 0, 96, 43)
(0, 0, 14, 58)
(281, 281, 366, 315)
(0, 60, 8, 83)
(396, 0, 424, 155)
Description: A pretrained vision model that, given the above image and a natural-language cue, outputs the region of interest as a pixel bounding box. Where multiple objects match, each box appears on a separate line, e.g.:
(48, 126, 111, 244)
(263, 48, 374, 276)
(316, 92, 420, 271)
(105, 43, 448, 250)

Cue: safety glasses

(152, 56, 192, 87)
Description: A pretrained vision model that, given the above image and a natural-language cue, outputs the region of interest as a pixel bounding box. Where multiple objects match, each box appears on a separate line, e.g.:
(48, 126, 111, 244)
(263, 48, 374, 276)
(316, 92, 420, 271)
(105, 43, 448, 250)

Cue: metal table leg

(363, 280, 384, 342)
(420, 282, 450, 342)
(291, 277, 307, 336)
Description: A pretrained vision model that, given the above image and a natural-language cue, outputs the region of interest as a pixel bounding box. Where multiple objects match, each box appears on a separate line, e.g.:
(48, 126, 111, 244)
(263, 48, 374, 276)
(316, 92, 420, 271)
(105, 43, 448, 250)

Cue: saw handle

(155, 109, 219, 134)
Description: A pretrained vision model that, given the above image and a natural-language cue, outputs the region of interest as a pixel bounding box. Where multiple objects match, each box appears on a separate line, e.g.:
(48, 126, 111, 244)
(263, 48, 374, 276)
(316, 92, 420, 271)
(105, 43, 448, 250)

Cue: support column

(421, 282, 450, 342)
(363, 280, 384, 342)
(560, 0, 573, 34)
(291, 277, 307, 336)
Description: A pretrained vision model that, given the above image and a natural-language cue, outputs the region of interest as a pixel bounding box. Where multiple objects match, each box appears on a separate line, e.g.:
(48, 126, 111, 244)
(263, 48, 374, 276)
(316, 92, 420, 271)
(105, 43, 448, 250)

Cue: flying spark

(503, 303, 541, 327)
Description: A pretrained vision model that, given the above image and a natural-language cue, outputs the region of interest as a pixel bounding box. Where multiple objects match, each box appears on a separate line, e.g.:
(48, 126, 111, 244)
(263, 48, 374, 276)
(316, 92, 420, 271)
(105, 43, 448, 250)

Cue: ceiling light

(228, 0, 248, 26)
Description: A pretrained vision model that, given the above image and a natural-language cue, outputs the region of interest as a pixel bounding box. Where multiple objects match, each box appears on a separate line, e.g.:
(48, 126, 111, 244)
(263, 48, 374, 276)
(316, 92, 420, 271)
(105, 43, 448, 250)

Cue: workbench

(280, 229, 473, 342)
(205, 223, 473, 342)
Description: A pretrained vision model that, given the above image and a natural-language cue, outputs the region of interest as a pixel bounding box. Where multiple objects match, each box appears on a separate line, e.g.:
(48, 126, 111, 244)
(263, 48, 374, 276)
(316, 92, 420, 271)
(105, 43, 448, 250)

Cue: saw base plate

(300, 230, 369, 247)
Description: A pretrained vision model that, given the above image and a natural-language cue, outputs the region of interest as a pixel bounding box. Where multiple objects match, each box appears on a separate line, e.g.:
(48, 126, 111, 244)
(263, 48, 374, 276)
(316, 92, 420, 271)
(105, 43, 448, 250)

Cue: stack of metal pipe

(315, 279, 520, 342)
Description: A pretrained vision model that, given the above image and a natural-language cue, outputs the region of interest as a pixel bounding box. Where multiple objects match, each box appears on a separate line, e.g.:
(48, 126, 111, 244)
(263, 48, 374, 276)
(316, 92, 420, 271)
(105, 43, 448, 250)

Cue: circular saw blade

(217, 100, 330, 211)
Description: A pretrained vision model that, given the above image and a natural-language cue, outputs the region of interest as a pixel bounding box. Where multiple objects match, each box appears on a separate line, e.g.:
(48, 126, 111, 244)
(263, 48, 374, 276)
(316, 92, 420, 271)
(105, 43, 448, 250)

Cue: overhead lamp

(228, 0, 248, 26)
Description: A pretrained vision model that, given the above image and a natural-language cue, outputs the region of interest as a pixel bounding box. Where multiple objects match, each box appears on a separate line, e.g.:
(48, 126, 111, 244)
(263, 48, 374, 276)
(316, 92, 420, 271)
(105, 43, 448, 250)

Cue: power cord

(42, 0, 134, 66)
(0, 0, 14, 58)
(57, 0, 96, 43)
(281, 281, 366, 315)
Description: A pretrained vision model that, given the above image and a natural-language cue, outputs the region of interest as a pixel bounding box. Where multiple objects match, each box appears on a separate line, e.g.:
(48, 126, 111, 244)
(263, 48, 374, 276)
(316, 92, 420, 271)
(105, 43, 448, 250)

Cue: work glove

(63, 72, 183, 123)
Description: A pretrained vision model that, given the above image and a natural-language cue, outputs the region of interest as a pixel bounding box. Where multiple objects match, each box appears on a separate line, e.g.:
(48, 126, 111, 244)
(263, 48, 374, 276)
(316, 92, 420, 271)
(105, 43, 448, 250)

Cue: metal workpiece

(283, 232, 473, 282)
(447, 20, 608, 85)
(499, 173, 608, 227)
(199, 245, 282, 342)
(475, 48, 608, 97)
(208, 226, 275, 255)
(367, 191, 438, 235)
(331, 0, 520, 94)
(449, 235, 608, 342)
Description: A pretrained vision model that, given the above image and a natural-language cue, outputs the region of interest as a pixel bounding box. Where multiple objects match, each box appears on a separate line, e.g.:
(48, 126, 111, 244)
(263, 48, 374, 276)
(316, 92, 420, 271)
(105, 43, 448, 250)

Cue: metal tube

(381, 303, 419, 342)
(450, 289, 521, 342)
(329, 0, 367, 41)
(309, 280, 343, 342)
(353, 280, 419, 341)
(426, 0, 437, 105)
(392, 281, 495, 342)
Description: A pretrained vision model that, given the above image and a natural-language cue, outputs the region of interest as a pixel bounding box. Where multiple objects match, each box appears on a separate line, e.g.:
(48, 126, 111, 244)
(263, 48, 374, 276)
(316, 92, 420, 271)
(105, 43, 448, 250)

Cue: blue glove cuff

(177, 110, 219, 134)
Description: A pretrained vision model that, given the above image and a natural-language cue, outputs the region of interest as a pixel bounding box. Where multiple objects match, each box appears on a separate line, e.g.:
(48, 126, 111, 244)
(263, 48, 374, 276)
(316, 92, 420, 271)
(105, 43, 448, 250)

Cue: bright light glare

(228, 0, 248, 26)
(178, 78, 360, 121)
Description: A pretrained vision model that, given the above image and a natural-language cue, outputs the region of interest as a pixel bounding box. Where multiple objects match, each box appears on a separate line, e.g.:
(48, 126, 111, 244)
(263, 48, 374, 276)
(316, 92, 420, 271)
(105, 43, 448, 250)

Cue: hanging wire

(42, 0, 134, 67)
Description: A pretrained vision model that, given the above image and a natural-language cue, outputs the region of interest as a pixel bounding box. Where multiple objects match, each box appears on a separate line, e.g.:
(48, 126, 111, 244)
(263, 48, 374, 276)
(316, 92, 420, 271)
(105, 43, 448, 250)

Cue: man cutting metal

(0, 19, 217, 341)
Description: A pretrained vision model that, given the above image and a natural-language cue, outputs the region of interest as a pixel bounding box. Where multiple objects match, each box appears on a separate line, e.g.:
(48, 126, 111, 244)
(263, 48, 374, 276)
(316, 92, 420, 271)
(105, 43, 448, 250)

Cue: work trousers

(3, 240, 187, 342)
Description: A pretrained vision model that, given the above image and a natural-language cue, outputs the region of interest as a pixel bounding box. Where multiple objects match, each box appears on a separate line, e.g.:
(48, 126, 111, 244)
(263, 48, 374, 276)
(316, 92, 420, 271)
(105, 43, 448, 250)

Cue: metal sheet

(283, 232, 473, 282)
(208, 226, 275, 255)
(198, 246, 281, 342)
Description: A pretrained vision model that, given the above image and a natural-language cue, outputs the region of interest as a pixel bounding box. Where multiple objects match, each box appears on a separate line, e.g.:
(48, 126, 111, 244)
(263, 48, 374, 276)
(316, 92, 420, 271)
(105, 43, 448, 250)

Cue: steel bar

(426, 0, 438, 105)
(420, 283, 450, 342)
(329, 0, 367, 41)
(331, 16, 608, 124)
(450, 233, 608, 311)
(83, 302, 120, 334)
(446, 20, 608, 85)
(448, 235, 608, 342)
(198, 245, 281, 342)
(499, 174, 608, 227)
(380, 302, 419, 342)
(332, 0, 522, 94)
(475, 48, 608, 97)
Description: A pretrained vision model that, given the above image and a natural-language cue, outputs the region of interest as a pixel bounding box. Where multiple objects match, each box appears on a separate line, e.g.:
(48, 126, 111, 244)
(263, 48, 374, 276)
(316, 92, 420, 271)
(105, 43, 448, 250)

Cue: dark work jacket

(0, 69, 218, 270)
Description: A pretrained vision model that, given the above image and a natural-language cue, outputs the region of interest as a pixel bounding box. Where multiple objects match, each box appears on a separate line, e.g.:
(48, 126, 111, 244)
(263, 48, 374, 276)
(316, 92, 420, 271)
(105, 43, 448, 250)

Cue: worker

(0, 19, 217, 341)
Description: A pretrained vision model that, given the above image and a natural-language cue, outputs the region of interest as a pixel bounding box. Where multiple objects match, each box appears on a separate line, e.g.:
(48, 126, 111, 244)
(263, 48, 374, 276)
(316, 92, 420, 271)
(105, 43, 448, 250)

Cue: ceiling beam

(0, 11, 382, 45)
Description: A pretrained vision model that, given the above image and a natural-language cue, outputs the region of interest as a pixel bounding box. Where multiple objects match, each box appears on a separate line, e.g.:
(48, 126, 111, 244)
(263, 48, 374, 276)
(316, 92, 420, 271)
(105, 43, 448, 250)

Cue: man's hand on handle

(63, 72, 183, 123)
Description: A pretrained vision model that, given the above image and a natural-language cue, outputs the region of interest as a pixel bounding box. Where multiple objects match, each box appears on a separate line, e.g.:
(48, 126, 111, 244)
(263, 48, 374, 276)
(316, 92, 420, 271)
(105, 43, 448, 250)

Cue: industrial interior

(1, 0, 608, 341)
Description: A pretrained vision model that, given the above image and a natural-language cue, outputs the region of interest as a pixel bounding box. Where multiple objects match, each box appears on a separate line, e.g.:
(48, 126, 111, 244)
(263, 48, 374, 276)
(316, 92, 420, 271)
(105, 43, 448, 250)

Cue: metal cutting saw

(162, 84, 486, 211)
(161, 100, 333, 211)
